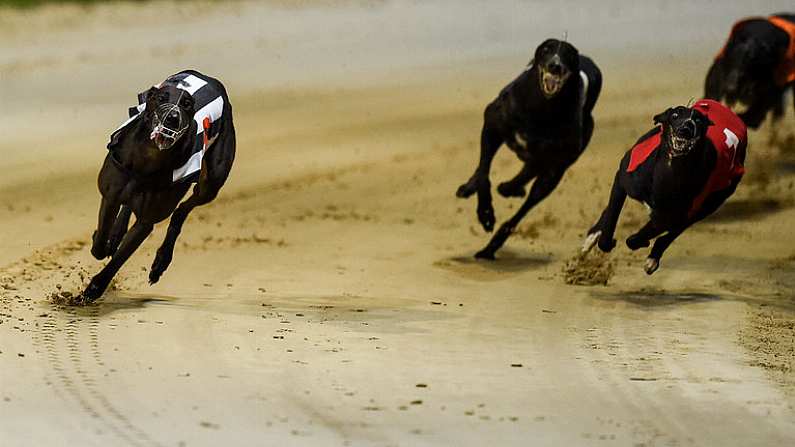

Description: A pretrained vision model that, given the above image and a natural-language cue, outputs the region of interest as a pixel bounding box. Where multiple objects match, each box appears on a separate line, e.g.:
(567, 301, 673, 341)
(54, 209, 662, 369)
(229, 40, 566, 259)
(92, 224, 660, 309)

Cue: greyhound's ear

(145, 86, 159, 102)
(653, 108, 672, 125)
(107, 126, 127, 150)
(107, 114, 141, 150)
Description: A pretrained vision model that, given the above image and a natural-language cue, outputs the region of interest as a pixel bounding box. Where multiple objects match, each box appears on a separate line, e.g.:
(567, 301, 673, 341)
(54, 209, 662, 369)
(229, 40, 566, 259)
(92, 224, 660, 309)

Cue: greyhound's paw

(644, 258, 660, 275)
(626, 235, 650, 251)
(497, 182, 526, 198)
(456, 181, 477, 198)
(148, 272, 161, 285)
(81, 281, 106, 303)
(474, 248, 496, 260)
(90, 231, 108, 260)
(477, 204, 496, 232)
(149, 254, 172, 285)
(581, 231, 601, 254)
(597, 236, 617, 253)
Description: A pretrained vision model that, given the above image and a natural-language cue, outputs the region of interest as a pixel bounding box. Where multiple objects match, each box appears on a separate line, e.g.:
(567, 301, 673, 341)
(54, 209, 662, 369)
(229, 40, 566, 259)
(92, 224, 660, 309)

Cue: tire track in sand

(7, 239, 163, 446)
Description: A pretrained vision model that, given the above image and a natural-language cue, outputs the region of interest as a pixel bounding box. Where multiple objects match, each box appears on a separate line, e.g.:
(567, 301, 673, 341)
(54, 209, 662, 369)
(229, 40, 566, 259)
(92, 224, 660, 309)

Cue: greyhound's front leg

(106, 205, 132, 257)
(703, 61, 724, 101)
(457, 124, 503, 232)
(83, 220, 154, 302)
(149, 185, 218, 285)
(583, 170, 626, 254)
(91, 196, 121, 260)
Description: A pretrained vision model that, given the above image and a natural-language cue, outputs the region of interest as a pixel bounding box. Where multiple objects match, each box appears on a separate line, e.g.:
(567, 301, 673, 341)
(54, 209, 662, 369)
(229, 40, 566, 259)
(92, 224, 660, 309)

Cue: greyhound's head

(144, 83, 196, 151)
(653, 105, 714, 159)
(532, 38, 580, 99)
(721, 28, 782, 107)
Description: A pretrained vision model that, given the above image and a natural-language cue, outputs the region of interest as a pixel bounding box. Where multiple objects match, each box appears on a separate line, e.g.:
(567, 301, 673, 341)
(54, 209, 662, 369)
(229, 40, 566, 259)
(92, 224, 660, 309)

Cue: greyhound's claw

(644, 258, 659, 275)
(581, 231, 601, 254)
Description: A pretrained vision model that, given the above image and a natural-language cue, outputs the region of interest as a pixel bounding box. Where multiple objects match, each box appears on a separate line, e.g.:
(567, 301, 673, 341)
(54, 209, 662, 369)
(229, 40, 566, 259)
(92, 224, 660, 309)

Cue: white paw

(582, 231, 601, 254)
(644, 258, 659, 275)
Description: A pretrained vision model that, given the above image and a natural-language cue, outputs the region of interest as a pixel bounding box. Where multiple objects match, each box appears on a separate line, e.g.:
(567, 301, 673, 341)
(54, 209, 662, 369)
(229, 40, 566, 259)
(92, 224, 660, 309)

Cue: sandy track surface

(1, 1, 794, 446)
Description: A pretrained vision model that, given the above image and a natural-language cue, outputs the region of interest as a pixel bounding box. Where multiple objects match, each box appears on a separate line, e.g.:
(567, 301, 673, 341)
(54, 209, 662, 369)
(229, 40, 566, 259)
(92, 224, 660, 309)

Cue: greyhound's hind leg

(149, 183, 220, 285)
(644, 226, 686, 275)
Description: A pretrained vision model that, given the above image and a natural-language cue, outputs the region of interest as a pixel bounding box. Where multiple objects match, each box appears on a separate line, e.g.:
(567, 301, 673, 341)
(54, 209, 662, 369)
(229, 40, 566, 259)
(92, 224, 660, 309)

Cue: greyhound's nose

(677, 120, 696, 139)
(547, 61, 563, 76)
(164, 111, 180, 128)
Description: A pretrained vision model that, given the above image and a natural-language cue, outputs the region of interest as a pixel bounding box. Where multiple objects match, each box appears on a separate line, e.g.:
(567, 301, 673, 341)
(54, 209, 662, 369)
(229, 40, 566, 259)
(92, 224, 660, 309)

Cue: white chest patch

(579, 70, 589, 110)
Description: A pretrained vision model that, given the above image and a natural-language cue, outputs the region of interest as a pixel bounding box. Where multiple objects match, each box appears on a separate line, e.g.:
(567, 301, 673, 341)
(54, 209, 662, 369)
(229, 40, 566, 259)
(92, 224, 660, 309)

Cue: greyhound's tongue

(152, 133, 167, 149)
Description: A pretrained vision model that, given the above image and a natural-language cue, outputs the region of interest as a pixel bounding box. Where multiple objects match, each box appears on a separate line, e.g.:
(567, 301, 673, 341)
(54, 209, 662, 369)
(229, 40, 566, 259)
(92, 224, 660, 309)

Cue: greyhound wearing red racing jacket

(582, 99, 747, 275)
(705, 13, 795, 128)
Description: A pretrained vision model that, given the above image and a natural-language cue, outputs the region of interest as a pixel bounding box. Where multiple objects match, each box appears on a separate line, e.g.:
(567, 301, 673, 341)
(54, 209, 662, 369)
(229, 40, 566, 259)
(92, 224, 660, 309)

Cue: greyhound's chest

(505, 123, 576, 163)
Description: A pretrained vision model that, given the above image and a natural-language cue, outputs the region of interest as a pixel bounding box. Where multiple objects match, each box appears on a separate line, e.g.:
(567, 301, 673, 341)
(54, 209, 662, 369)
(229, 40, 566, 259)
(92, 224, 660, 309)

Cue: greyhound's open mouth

(540, 70, 565, 97)
(668, 133, 697, 158)
(152, 132, 175, 151)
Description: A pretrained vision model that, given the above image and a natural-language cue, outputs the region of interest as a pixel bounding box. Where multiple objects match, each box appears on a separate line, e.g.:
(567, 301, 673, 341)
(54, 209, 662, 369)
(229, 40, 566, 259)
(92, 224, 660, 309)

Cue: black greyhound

(704, 13, 795, 129)
(84, 70, 235, 302)
(456, 38, 602, 259)
(583, 99, 747, 274)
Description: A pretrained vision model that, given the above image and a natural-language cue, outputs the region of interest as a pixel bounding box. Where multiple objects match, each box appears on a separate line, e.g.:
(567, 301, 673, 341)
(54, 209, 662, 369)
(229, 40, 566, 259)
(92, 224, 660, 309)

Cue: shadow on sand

(591, 288, 722, 308)
(706, 197, 792, 223)
(53, 293, 174, 318)
(434, 248, 552, 281)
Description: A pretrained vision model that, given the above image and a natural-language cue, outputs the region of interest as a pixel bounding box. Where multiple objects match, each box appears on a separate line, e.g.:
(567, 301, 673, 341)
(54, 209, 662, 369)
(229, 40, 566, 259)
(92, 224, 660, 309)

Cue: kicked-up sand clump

(47, 289, 86, 306)
(562, 251, 615, 286)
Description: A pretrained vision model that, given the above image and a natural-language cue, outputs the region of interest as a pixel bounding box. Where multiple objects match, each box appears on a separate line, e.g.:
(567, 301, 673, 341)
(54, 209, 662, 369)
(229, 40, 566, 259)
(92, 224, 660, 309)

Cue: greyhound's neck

(522, 67, 578, 115)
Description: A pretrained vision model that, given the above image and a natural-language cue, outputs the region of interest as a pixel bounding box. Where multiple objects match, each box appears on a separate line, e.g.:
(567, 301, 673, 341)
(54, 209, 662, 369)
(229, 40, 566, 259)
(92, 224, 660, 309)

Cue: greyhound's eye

(158, 92, 169, 102)
(671, 112, 679, 120)
(180, 98, 192, 108)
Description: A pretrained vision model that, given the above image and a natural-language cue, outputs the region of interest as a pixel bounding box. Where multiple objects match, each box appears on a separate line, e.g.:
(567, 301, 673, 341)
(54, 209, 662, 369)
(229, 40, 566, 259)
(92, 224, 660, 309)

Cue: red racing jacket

(627, 99, 747, 218)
